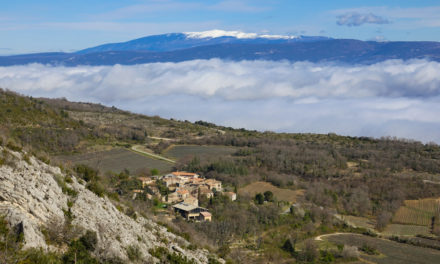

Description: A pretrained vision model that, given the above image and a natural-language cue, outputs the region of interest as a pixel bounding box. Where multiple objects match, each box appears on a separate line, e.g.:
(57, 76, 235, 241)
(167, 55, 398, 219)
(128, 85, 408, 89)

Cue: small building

(199, 212, 212, 222)
(173, 203, 209, 221)
(205, 179, 222, 191)
(138, 177, 154, 188)
(177, 188, 190, 199)
(224, 192, 237, 201)
(163, 177, 179, 187)
(198, 186, 214, 198)
(184, 195, 199, 207)
(166, 192, 181, 203)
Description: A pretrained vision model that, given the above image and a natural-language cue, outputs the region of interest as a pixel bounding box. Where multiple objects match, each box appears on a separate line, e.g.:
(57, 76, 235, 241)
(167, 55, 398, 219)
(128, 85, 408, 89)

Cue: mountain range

(1, 30, 440, 66)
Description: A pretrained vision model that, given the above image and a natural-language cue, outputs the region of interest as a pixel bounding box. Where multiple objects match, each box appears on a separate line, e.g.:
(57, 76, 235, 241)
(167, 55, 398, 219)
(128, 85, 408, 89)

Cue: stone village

(134, 172, 237, 222)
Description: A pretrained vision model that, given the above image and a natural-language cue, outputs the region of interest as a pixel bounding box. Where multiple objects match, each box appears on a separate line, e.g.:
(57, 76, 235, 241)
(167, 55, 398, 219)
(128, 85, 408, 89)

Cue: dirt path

(314, 232, 348, 241)
(148, 136, 174, 141)
(423, 179, 440, 185)
(131, 145, 176, 163)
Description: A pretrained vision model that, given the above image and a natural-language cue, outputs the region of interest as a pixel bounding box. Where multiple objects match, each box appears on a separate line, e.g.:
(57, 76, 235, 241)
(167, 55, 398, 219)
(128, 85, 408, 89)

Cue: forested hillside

(2, 88, 440, 263)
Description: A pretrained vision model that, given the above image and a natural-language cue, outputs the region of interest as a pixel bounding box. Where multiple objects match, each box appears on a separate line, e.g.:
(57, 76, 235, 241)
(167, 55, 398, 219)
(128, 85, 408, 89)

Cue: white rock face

(0, 148, 214, 263)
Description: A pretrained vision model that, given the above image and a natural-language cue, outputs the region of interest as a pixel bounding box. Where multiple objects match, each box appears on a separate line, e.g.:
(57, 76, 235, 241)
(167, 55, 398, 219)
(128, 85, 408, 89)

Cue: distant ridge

(75, 30, 330, 54)
(0, 30, 439, 66)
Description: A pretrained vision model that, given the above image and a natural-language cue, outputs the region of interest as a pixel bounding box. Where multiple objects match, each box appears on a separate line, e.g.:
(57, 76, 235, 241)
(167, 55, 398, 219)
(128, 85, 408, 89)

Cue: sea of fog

(1, 59, 439, 143)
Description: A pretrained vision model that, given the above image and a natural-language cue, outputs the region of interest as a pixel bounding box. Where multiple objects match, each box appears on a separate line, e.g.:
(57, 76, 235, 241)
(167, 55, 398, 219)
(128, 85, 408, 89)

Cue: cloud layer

(337, 12, 390, 26)
(0, 59, 439, 143)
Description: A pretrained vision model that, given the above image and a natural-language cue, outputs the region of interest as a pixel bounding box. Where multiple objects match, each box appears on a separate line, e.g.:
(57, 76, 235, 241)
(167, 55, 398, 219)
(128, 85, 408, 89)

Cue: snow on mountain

(184, 29, 298, 40)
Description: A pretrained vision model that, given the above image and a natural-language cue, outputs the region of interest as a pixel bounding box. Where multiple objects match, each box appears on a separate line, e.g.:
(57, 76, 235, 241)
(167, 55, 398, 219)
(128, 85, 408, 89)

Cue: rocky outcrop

(0, 147, 214, 263)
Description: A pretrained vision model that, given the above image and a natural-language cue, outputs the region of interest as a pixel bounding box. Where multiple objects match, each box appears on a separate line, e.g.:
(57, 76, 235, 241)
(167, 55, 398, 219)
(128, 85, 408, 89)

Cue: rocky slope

(0, 147, 215, 263)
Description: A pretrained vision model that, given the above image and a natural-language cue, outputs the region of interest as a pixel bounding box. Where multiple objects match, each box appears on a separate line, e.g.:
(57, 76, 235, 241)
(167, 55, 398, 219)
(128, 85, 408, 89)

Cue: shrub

(255, 193, 264, 205)
(80, 230, 98, 252)
(53, 174, 77, 197)
(6, 140, 22, 152)
(341, 245, 359, 259)
(281, 238, 296, 257)
(264, 191, 274, 202)
(87, 181, 105, 197)
(298, 239, 319, 262)
(75, 164, 98, 182)
(19, 248, 62, 264)
(63, 239, 99, 264)
(126, 245, 142, 261)
(359, 243, 379, 255)
(149, 246, 196, 264)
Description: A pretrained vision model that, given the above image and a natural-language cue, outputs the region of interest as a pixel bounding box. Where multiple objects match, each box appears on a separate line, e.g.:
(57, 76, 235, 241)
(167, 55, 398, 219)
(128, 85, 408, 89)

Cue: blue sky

(1, 0, 440, 54)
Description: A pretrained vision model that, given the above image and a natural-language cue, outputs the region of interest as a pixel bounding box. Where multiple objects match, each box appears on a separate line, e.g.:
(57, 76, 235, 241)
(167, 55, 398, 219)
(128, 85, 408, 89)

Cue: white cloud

(337, 12, 390, 27)
(0, 59, 439, 143)
(333, 6, 440, 29)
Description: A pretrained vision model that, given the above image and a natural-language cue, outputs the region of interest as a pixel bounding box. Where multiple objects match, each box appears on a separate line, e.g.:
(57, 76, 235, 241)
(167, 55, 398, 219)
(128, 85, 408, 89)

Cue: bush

(126, 245, 142, 261)
(341, 245, 359, 259)
(359, 243, 379, 255)
(75, 164, 98, 182)
(87, 181, 105, 197)
(298, 239, 319, 262)
(281, 238, 296, 256)
(63, 239, 99, 264)
(80, 230, 98, 251)
(6, 140, 22, 152)
(19, 248, 62, 264)
(264, 191, 274, 202)
(149, 246, 196, 264)
(255, 193, 264, 205)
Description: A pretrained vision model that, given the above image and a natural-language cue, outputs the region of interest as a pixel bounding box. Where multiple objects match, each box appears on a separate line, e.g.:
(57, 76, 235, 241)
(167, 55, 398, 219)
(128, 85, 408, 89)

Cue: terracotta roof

(177, 189, 189, 194)
(172, 171, 198, 177)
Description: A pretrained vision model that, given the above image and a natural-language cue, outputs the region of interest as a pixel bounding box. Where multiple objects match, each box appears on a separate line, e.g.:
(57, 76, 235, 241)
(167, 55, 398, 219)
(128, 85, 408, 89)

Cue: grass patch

(239, 181, 304, 203)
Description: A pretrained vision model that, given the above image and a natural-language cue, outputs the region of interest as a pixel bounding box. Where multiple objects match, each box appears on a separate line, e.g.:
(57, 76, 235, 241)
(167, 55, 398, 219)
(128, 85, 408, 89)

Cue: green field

(325, 233, 440, 264)
(57, 148, 173, 174)
(164, 145, 236, 161)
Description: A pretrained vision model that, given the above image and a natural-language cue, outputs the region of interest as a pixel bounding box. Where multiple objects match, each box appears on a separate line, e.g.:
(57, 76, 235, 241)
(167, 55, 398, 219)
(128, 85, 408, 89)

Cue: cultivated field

(164, 145, 236, 161)
(382, 224, 430, 236)
(392, 198, 440, 226)
(325, 233, 440, 264)
(339, 215, 376, 230)
(238, 181, 304, 203)
(57, 148, 173, 173)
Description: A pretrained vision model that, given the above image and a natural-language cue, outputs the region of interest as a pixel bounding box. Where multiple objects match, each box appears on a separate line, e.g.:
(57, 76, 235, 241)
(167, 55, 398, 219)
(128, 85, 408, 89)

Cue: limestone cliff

(0, 147, 215, 263)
